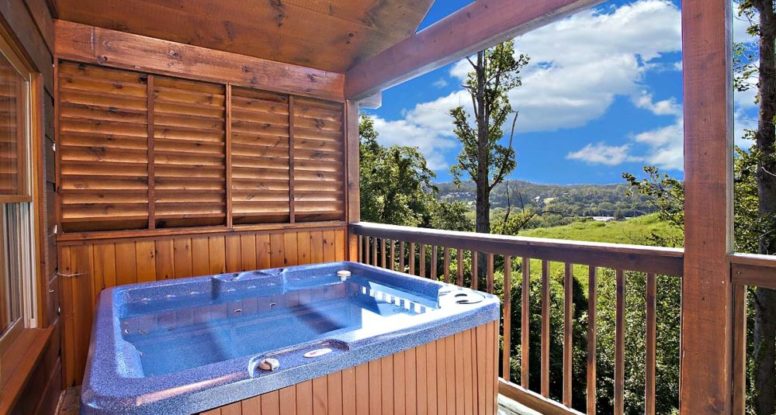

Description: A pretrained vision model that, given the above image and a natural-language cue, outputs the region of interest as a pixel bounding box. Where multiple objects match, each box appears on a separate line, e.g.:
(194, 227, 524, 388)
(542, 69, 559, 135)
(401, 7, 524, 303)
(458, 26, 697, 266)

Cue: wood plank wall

(57, 61, 346, 233)
(58, 226, 346, 386)
(0, 0, 61, 414)
(200, 321, 498, 415)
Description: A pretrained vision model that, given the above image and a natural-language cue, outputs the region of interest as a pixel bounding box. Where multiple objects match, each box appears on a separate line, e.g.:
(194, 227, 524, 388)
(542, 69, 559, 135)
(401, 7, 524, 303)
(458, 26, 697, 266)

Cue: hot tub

(81, 261, 500, 414)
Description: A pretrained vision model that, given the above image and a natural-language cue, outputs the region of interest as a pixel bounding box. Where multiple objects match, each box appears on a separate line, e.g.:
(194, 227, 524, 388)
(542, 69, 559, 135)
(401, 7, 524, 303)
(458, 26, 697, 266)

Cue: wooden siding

(58, 226, 346, 387)
(199, 321, 498, 415)
(57, 61, 345, 234)
(0, 0, 60, 413)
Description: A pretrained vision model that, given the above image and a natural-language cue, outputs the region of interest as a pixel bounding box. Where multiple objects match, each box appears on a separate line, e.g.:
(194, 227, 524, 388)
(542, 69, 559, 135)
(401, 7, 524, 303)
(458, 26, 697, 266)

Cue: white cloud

(567, 142, 634, 165)
(377, 0, 683, 172)
(432, 78, 448, 89)
(632, 91, 682, 116)
(451, 0, 682, 133)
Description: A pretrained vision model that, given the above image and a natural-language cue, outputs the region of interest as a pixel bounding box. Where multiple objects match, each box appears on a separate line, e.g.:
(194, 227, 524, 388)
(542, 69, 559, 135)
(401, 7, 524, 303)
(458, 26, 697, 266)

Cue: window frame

(0, 24, 40, 352)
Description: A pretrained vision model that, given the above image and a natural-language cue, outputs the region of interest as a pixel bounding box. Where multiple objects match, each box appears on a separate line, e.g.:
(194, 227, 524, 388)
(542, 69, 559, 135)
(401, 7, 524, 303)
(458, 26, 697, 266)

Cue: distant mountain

(436, 180, 657, 218)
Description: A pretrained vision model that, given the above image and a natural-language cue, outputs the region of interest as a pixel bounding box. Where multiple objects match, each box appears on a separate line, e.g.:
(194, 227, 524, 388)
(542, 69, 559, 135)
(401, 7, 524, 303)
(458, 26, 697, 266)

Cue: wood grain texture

(680, 0, 734, 413)
(197, 322, 497, 415)
(55, 20, 345, 101)
(59, 226, 346, 386)
(57, 60, 345, 233)
(56, 0, 434, 74)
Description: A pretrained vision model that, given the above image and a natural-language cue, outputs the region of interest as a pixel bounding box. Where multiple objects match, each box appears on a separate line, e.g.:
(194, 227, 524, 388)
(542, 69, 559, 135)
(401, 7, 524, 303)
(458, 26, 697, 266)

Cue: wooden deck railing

(730, 253, 776, 415)
(350, 222, 684, 415)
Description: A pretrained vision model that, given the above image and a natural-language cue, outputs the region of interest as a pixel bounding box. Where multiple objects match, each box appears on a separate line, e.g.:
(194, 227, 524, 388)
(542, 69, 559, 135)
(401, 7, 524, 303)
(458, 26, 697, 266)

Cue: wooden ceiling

(55, 0, 436, 73)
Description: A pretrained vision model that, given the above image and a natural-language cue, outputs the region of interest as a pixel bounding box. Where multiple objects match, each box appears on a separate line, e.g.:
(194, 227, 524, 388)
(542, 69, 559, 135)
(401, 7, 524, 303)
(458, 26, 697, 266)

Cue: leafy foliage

(359, 115, 474, 231)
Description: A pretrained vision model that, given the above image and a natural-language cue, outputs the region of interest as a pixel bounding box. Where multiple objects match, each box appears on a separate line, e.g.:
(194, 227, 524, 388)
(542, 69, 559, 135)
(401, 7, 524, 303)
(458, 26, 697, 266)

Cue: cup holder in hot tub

(453, 291, 485, 304)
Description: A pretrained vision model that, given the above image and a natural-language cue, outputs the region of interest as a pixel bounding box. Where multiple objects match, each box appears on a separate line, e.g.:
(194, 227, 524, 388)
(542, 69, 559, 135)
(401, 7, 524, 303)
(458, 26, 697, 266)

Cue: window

(0, 34, 37, 344)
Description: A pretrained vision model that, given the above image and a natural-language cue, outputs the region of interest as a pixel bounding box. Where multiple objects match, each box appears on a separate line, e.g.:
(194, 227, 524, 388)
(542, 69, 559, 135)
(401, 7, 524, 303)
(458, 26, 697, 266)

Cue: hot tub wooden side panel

(57, 225, 347, 387)
(200, 321, 499, 415)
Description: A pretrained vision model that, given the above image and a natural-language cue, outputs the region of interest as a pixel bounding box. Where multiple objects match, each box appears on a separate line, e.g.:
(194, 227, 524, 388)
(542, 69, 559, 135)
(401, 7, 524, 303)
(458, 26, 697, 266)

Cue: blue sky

(363, 0, 758, 185)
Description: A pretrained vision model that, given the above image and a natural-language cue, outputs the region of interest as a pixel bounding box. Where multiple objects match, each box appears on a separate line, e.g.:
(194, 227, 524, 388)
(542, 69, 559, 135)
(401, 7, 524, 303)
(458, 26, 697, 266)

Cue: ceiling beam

(345, 0, 603, 100)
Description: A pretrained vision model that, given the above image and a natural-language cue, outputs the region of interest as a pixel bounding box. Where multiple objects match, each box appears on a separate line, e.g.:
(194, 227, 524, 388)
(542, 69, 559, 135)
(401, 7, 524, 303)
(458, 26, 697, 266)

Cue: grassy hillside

(519, 213, 683, 246)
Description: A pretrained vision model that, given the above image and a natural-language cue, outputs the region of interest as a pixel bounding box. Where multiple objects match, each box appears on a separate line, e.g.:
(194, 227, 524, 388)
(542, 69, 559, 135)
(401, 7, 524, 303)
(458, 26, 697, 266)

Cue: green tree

(359, 115, 475, 232)
(359, 115, 436, 227)
(450, 41, 529, 235)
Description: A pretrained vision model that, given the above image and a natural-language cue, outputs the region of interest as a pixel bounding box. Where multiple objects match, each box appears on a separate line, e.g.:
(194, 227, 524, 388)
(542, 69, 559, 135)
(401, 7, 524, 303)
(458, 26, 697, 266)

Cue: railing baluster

(409, 242, 416, 275)
(733, 283, 747, 415)
(487, 253, 494, 293)
(563, 262, 573, 407)
(645, 272, 656, 415)
(380, 238, 386, 268)
(372, 237, 378, 266)
(503, 256, 512, 382)
(472, 252, 479, 290)
(399, 241, 406, 272)
(443, 248, 450, 283)
(431, 245, 438, 280)
(419, 243, 426, 278)
(388, 240, 394, 271)
(615, 269, 625, 415)
(541, 260, 550, 398)
(521, 257, 530, 389)
(457, 248, 464, 286)
(357, 235, 363, 262)
(587, 266, 597, 415)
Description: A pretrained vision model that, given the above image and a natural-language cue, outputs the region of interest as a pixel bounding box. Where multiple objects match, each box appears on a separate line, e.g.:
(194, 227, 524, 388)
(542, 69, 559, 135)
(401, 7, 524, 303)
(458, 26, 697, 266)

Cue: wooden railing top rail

(350, 222, 684, 276)
(731, 253, 776, 289)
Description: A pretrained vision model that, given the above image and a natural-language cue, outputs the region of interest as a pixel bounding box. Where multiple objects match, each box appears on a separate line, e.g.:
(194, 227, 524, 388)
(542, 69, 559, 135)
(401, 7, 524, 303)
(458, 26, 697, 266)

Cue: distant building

(591, 216, 615, 222)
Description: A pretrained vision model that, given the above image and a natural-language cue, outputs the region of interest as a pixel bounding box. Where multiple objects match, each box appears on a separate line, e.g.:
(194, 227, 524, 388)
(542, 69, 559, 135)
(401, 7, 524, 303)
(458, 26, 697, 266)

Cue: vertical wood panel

(381, 355, 394, 415)
(225, 235, 241, 272)
(614, 269, 625, 415)
(270, 233, 285, 268)
(115, 241, 137, 285)
(521, 257, 529, 388)
(135, 240, 156, 283)
(645, 272, 656, 415)
(283, 231, 298, 266)
(241, 234, 257, 270)
(256, 234, 271, 269)
(563, 262, 573, 407)
(342, 367, 356, 415)
(356, 363, 370, 415)
(208, 236, 226, 274)
(312, 376, 327, 415)
(261, 390, 279, 415)
(394, 349, 406, 415)
(173, 238, 192, 278)
(405, 347, 417, 415)
(155, 240, 174, 279)
(369, 359, 382, 415)
(540, 260, 550, 397)
(587, 266, 597, 415)
(278, 386, 296, 415)
(323, 230, 336, 262)
(191, 237, 210, 276)
(327, 371, 343, 415)
(502, 256, 512, 382)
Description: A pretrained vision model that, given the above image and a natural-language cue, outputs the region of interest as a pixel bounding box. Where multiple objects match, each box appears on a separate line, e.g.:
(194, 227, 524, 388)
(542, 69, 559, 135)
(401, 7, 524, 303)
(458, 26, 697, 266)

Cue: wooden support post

(345, 100, 360, 261)
(680, 0, 734, 413)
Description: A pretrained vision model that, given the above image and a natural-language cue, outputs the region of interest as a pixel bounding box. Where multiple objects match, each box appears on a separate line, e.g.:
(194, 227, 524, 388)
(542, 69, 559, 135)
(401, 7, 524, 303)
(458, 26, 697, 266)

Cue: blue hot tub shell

(80, 261, 500, 414)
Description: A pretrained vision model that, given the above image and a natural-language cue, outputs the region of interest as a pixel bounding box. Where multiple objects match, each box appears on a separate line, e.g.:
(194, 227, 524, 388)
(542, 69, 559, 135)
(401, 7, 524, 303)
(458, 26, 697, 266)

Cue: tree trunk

(754, 2, 776, 413)
(474, 51, 490, 236)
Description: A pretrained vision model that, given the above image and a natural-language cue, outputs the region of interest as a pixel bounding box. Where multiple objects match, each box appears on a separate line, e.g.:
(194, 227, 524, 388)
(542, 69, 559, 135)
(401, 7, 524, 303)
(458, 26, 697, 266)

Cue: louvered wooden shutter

(58, 62, 345, 233)
(292, 98, 345, 222)
(230, 87, 290, 224)
(152, 76, 226, 228)
(58, 62, 149, 232)
(0, 60, 23, 197)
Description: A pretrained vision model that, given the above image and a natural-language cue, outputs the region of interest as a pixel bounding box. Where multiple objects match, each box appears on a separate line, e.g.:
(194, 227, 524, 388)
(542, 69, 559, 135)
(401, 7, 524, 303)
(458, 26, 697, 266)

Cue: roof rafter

(345, 0, 604, 100)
